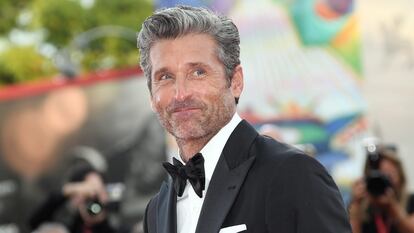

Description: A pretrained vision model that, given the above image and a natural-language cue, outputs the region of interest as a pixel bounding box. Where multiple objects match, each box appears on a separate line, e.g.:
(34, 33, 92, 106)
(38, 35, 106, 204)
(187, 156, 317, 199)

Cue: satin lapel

(195, 120, 258, 233)
(156, 180, 177, 233)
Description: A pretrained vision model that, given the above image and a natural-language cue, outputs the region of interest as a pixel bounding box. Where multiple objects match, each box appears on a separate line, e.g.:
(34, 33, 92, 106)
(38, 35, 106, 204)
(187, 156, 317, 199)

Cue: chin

(173, 130, 206, 141)
(171, 124, 209, 140)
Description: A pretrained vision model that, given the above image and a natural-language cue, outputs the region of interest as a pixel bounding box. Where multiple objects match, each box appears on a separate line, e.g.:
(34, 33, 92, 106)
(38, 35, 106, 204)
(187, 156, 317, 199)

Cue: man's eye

(192, 69, 206, 77)
(160, 74, 172, 80)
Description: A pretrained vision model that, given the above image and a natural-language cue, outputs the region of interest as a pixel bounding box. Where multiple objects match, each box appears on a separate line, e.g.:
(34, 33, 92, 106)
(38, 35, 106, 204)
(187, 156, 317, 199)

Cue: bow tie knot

(163, 153, 205, 198)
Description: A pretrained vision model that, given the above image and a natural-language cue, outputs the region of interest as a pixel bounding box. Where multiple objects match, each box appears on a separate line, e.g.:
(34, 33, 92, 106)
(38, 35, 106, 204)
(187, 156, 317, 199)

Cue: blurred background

(0, 0, 413, 232)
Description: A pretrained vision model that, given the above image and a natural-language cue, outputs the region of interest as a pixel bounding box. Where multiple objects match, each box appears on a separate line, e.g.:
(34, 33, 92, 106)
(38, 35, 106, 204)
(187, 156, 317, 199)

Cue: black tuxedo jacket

(144, 120, 351, 233)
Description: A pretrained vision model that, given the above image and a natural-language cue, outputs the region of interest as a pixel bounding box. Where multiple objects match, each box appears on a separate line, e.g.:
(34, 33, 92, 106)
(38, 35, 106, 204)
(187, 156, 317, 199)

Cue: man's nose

(174, 77, 192, 101)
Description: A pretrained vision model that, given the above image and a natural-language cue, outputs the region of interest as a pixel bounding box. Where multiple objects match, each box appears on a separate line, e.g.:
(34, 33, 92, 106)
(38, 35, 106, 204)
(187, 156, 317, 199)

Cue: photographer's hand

(385, 189, 414, 233)
(351, 178, 367, 204)
(62, 172, 109, 226)
(369, 188, 414, 233)
(369, 187, 396, 209)
(349, 178, 367, 233)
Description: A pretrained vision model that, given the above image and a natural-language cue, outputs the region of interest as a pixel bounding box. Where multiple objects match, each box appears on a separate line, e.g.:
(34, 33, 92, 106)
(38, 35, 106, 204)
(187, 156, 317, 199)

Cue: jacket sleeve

(143, 197, 157, 233)
(143, 200, 149, 233)
(265, 153, 352, 233)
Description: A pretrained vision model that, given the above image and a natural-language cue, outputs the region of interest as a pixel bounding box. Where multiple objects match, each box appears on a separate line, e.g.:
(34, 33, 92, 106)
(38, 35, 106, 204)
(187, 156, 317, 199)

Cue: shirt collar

(200, 113, 242, 181)
(174, 113, 242, 200)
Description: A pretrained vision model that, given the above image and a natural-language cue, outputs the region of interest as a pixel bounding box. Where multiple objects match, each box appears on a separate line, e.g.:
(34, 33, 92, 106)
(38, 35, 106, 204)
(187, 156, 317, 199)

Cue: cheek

(382, 169, 400, 187)
(391, 173, 401, 187)
(200, 81, 228, 98)
(152, 87, 179, 115)
(151, 93, 166, 112)
(198, 90, 220, 107)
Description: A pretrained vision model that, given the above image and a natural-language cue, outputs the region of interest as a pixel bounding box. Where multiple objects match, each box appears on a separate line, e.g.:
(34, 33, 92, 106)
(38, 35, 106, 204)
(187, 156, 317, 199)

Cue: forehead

(149, 33, 221, 71)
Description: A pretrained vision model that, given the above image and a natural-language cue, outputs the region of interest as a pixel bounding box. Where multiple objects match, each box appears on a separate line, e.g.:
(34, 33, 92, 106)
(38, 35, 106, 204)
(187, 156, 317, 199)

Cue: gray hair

(137, 5, 240, 92)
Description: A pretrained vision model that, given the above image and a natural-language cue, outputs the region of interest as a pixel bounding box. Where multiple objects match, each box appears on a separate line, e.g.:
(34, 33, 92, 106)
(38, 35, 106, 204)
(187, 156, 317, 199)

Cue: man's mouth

(172, 107, 199, 113)
(167, 99, 204, 116)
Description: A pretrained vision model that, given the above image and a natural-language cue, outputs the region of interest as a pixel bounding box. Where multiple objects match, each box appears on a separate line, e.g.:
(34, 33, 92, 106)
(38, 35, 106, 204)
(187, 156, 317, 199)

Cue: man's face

(149, 33, 243, 141)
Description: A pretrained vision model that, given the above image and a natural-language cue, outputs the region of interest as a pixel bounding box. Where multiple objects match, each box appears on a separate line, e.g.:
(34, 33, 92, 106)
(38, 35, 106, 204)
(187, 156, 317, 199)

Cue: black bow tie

(162, 153, 205, 198)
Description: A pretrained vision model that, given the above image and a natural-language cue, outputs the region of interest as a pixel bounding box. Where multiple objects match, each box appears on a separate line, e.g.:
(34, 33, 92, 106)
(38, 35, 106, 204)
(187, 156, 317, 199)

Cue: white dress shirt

(175, 113, 242, 233)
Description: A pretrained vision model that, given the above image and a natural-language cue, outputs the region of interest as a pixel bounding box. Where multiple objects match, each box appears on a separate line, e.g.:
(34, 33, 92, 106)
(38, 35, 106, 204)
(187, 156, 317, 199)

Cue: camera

(84, 183, 125, 216)
(364, 145, 392, 197)
(366, 170, 391, 197)
(85, 198, 104, 216)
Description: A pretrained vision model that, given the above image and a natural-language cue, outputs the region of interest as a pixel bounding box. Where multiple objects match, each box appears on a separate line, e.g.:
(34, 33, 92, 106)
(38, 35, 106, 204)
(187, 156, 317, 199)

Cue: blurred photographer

(349, 144, 414, 233)
(29, 147, 116, 233)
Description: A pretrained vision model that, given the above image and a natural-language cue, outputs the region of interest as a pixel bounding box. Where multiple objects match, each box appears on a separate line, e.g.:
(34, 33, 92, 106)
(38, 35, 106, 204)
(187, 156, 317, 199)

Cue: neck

(176, 110, 237, 162)
(176, 132, 216, 162)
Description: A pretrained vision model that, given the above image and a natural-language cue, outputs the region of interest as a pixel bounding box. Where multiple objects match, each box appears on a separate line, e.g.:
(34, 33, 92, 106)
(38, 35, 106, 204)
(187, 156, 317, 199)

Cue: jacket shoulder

(252, 134, 311, 164)
(143, 194, 159, 233)
(252, 136, 352, 232)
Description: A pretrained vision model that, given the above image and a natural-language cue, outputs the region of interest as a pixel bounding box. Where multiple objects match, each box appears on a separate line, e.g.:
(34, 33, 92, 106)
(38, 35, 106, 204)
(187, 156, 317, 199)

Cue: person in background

(349, 145, 414, 233)
(29, 151, 115, 233)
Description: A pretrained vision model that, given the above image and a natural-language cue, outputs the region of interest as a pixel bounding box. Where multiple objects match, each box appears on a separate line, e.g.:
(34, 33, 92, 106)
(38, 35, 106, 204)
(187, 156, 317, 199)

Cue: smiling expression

(149, 33, 243, 142)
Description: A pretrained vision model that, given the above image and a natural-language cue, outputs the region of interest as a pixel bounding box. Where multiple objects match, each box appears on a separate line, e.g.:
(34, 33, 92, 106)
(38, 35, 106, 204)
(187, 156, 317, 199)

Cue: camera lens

(366, 171, 391, 197)
(86, 199, 103, 216)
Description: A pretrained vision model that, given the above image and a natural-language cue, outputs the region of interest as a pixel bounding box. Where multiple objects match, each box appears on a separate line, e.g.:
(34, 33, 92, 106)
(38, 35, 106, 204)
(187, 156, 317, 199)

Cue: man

(137, 5, 352, 233)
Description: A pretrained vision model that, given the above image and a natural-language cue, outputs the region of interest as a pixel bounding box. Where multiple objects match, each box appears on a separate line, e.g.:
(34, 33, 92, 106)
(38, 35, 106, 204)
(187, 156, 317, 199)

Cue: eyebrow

(187, 62, 209, 69)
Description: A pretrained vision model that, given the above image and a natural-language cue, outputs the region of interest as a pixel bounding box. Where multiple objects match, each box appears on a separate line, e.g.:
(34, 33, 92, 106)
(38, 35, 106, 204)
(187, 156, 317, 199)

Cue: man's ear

(230, 65, 244, 99)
